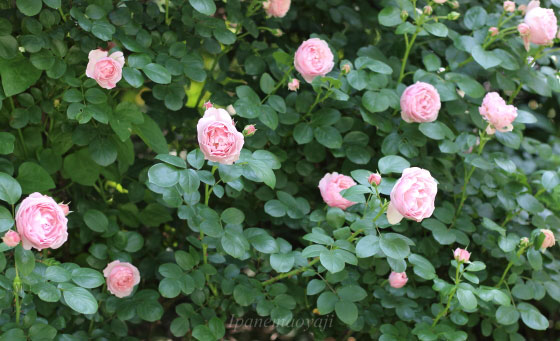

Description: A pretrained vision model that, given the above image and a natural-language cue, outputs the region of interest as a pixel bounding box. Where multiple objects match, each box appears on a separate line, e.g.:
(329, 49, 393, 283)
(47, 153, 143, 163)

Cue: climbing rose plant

(0, 0, 559, 340)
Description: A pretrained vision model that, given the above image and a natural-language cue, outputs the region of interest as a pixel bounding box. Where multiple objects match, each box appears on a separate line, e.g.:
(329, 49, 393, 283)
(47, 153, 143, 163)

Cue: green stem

(496, 244, 529, 288)
(58, 7, 66, 22)
(449, 130, 489, 229)
(17, 129, 28, 159)
(13, 266, 21, 324)
(261, 66, 294, 104)
(201, 166, 218, 296)
(262, 258, 320, 286)
(508, 82, 523, 104)
(165, 0, 170, 25)
(432, 262, 461, 327)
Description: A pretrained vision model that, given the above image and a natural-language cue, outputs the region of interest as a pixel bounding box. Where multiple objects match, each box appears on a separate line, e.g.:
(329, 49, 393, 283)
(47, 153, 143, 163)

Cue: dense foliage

(0, 0, 560, 340)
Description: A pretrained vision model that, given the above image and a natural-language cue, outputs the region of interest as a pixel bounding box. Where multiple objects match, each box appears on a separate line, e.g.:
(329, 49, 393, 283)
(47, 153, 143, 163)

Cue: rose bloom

(453, 248, 471, 263)
(479, 92, 517, 134)
(503, 1, 515, 12)
(103, 260, 141, 298)
(368, 173, 381, 186)
(16, 193, 68, 251)
(387, 167, 437, 224)
(540, 229, 556, 249)
(318, 172, 357, 210)
(85, 49, 125, 89)
(197, 107, 244, 165)
(263, 0, 291, 18)
(2, 230, 20, 247)
(294, 38, 334, 83)
(388, 272, 408, 288)
(523, 3, 557, 47)
(288, 78, 300, 91)
(400, 82, 441, 123)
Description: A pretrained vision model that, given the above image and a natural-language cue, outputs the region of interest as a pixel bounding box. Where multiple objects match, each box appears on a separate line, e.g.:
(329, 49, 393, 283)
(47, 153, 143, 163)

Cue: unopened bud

(341, 64, 351, 75)
(528, 100, 538, 110)
(450, 1, 459, 9)
(520, 237, 530, 246)
(243, 125, 256, 136)
(548, 108, 556, 118)
(504, 1, 515, 12)
(518, 4, 527, 15)
(423, 5, 433, 15)
(288, 78, 300, 91)
(204, 101, 213, 110)
(401, 10, 408, 21)
(274, 29, 283, 37)
(489, 27, 499, 36)
(448, 11, 460, 20)
(368, 173, 381, 186)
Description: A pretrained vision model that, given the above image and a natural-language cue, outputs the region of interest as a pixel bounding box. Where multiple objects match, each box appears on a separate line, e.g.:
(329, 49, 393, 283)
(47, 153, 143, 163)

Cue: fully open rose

(86, 49, 125, 89)
(197, 107, 244, 165)
(294, 38, 334, 83)
(16, 193, 68, 251)
(103, 260, 141, 298)
(400, 82, 441, 123)
(318, 172, 357, 210)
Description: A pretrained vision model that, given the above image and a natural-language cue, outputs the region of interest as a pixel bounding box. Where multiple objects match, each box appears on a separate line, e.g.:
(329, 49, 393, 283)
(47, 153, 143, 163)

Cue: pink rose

(400, 82, 441, 123)
(318, 172, 357, 210)
(518, 23, 531, 50)
(294, 38, 334, 83)
(288, 78, 300, 91)
(2, 230, 20, 247)
(540, 229, 556, 249)
(197, 107, 244, 165)
(263, 0, 291, 18)
(434, 0, 447, 3)
(16, 193, 68, 251)
(523, 4, 558, 47)
(387, 167, 437, 224)
(388, 272, 408, 288)
(103, 260, 141, 298)
(518, 4, 527, 14)
(479, 92, 517, 134)
(368, 173, 381, 186)
(453, 248, 471, 263)
(85, 49, 125, 89)
(489, 27, 499, 36)
(503, 1, 515, 12)
(204, 101, 213, 109)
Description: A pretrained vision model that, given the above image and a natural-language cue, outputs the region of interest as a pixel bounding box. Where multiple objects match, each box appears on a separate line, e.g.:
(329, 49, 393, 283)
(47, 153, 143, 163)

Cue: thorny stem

(201, 166, 219, 296)
(496, 243, 529, 288)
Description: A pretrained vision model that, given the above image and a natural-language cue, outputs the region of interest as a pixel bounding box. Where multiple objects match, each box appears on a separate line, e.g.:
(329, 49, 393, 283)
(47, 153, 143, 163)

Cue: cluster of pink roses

(2, 193, 140, 299)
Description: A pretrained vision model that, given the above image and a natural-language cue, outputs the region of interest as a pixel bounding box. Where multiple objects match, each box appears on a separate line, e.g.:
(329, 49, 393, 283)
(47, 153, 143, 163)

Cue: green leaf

(192, 325, 214, 341)
(0, 132, 15, 155)
(0, 206, 14, 232)
(29, 323, 56, 341)
(270, 253, 295, 273)
(496, 305, 520, 325)
(419, 122, 454, 140)
(320, 249, 345, 273)
(189, 0, 216, 16)
(83, 209, 108, 233)
(362, 91, 390, 113)
(542, 171, 560, 191)
(517, 194, 544, 214)
(409, 253, 436, 280)
(221, 228, 249, 259)
(46, 266, 71, 282)
(464, 6, 487, 30)
(424, 22, 448, 37)
(337, 285, 367, 302)
(143, 63, 172, 84)
(137, 300, 164, 322)
(264, 200, 287, 217)
(335, 300, 358, 325)
(170, 317, 190, 337)
(457, 288, 477, 310)
(518, 302, 549, 330)
(526, 248, 542, 271)
(63, 286, 98, 314)
(148, 163, 180, 188)
(35, 283, 61, 302)
(89, 137, 118, 166)
(221, 207, 245, 225)
(314, 126, 342, 149)
(123, 67, 144, 88)
(233, 284, 255, 306)
(15, 162, 54, 194)
(0, 173, 22, 205)
(293, 123, 314, 144)
(472, 46, 501, 69)
(17, 0, 42, 16)
(0, 36, 18, 59)
(356, 235, 379, 258)
(132, 114, 169, 154)
(378, 155, 410, 174)
(481, 217, 505, 236)
(307, 279, 326, 295)
(15, 245, 35, 276)
(179, 169, 200, 193)
(317, 291, 338, 314)
(71, 268, 104, 288)
(159, 278, 182, 298)
(0, 55, 42, 97)
(326, 207, 345, 228)
(379, 233, 410, 259)
(378, 6, 402, 27)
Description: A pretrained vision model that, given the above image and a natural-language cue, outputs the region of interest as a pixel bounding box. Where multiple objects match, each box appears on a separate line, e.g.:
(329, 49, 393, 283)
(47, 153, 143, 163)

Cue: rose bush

(0, 0, 559, 340)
